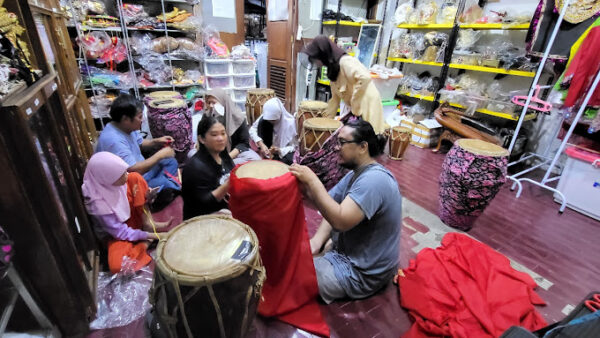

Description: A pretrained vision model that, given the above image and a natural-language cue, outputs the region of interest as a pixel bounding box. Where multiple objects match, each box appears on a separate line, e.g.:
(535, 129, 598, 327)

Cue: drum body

(438, 139, 509, 231)
(301, 117, 342, 155)
(146, 98, 193, 163)
(152, 215, 264, 338)
(246, 89, 275, 125)
(388, 126, 412, 160)
(296, 100, 328, 134)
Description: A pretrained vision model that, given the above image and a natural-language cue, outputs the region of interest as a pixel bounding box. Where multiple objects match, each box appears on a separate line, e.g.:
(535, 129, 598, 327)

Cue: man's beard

(339, 159, 357, 170)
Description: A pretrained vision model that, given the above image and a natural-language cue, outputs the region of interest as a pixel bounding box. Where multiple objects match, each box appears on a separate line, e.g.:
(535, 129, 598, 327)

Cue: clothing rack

(505, 0, 600, 212)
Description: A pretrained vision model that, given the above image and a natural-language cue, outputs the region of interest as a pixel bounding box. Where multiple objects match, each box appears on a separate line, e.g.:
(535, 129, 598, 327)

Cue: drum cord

(143, 207, 161, 240)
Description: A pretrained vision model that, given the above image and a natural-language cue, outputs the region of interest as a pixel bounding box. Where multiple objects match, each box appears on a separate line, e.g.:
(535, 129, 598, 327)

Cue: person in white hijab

(249, 97, 298, 164)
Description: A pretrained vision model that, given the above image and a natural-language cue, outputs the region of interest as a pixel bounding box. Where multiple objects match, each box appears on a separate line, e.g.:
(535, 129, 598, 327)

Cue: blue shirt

(95, 122, 144, 166)
(324, 163, 402, 298)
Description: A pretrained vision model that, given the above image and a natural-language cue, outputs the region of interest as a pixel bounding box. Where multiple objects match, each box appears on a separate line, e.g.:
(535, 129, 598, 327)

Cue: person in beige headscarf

(204, 89, 261, 164)
(302, 35, 385, 135)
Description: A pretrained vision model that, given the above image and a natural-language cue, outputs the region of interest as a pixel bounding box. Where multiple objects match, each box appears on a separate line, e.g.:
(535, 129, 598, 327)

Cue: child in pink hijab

(82, 152, 169, 273)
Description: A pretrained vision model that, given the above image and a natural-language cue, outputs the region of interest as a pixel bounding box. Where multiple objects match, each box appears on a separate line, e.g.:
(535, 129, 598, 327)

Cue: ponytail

(345, 119, 386, 157)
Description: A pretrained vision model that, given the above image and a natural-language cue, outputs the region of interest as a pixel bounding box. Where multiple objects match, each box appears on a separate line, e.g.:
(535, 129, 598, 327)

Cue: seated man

(290, 119, 402, 304)
(96, 94, 180, 194)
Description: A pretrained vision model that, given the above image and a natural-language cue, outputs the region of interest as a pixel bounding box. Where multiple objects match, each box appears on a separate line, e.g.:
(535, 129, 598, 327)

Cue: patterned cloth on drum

(296, 100, 329, 134)
(151, 215, 265, 338)
(439, 139, 509, 231)
(146, 97, 193, 164)
(294, 115, 359, 190)
(246, 88, 275, 125)
(229, 161, 330, 337)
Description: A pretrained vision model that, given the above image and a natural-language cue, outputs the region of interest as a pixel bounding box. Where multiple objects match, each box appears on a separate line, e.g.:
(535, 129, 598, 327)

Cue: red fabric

(229, 161, 330, 337)
(398, 233, 547, 338)
(563, 27, 600, 108)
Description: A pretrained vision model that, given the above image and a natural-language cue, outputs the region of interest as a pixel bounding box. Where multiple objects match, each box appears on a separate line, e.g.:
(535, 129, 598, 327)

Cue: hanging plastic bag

(203, 25, 230, 58)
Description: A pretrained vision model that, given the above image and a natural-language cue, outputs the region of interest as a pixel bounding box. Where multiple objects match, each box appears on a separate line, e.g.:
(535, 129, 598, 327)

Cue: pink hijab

(82, 152, 130, 222)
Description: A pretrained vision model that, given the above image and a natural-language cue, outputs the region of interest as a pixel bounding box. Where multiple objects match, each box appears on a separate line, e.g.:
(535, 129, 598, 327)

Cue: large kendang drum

(152, 215, 265, 338)
(300, 117, 342, 155)
(245, 88, 275, 125)
(146, 98, 193, 164)
(296, 100, 329, 134)
(438, 139, 509, 231)
(388, 126, 412, 160)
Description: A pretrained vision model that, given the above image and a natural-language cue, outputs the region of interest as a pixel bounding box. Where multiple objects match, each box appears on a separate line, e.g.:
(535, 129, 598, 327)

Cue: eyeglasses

(337, 138, 361, 146)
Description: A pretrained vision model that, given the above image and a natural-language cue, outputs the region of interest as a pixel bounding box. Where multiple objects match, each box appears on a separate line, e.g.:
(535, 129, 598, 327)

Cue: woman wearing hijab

(182, 116, 234, 219)
(302, 35, 385, 135)
(82, 152, 169, 274)
(204, 89, 261, 165)
(249, 97, 298, 165)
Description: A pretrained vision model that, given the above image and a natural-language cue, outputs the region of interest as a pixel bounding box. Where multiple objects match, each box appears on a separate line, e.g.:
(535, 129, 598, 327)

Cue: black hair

(109, 94, 143, 122)
(345, 119, 387, 157)
(197, 115, 224, 139)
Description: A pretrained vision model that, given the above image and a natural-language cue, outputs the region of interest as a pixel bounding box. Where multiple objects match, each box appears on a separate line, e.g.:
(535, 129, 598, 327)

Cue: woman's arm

(230, 121, 251, 153)
(98, 214, 149, 241)
(347, 58, 372, 115)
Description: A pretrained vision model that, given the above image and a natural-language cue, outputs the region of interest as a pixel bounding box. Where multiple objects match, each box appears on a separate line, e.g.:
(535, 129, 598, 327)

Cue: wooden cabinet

(0, 0, 97, 335)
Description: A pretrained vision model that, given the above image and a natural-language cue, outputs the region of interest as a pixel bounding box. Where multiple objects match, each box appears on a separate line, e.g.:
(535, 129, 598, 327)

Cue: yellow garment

(326, 56, 385, 134)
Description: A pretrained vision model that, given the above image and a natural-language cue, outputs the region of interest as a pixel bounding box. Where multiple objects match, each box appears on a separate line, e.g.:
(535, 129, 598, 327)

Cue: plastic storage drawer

(233, 89, 248, 101)
(233, 74, 255, 88)
(204, 59, 231, 76)
(206, 75, 232, 89)
(232, 59, 255, 74)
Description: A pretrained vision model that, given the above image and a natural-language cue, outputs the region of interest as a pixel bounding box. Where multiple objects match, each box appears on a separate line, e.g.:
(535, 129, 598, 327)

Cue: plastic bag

(409, 33, 425, 59)
(437, 1, 458, 24)
(77, 31, 112, 59)
(417, 1, 438, 24)
(137, 52, 170, 84)
(391, 31, 411, 58)
(170, 15, 203, 32)
(97, 37, 128, 65)
(203, 25, 230, 58)
(456, 29, 481, 51)
(370, 64, 402, 79)
(121, 4, 147, 25)
(459, 4, 483, 23)
(231, 44, 253, 59)
(408, 102, 427, 119)
(151, 36, 179, 54)
(129, 32, 154, 55)
(89, 258, 153, 330)
(423, 32, 448, 62)
(394, 0, 414, 24)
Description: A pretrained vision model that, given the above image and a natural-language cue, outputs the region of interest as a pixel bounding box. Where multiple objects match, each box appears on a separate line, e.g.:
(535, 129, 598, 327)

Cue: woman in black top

(204, 89, 261, 165)
(182, 116, 234, 219)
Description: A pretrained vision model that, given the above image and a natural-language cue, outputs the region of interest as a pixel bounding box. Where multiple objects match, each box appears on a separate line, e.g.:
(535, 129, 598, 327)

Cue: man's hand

(258, 142, 271, 159)
(153, 136, 174, 147)
(156, 146, 175, 159)
(289, 164, 319, 186)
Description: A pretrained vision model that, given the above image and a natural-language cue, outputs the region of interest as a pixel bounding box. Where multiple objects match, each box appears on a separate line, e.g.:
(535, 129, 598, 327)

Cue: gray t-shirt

(323, 163, 402, 298)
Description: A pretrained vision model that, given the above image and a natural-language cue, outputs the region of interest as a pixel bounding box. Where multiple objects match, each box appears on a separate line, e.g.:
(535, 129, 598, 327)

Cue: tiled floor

(88, 145, 600, 337)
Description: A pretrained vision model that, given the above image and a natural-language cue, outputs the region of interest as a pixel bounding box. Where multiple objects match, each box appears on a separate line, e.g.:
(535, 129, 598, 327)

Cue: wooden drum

(296, 100, 328, 134)
(388, 126, 412, 160)
(246, 88, 275, 125)
(152, 215, 265, 338)
(301, 117, 342, 155)
(438, 139, 509, 231)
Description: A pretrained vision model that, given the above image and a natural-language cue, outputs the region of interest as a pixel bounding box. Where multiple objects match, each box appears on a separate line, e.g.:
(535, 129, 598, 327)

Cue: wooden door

(266, 0, 297, 112)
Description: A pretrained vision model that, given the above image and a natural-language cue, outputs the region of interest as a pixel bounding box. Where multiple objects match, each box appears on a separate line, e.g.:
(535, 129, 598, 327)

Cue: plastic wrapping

(170, 16, 204, 32)
(231, 44, 253, 59)
(459, 4, 483, 23)
(423, 32, 448, 62)
(152, 36, 179, 54)
(204, 25, 230, 59)
(97, 37, 128, 65)
(137, 53, 170, 84)
(390, 31, 411, 58)
(121, 4, 147, 25)
(394, 0, 414, 24)
(77, 31, 112, 59)
(437, 1, 458, 24)
(89, 90, 114, 118)
(409, 33, 425, 59)
(417, 1, 438, 24)
(89, 258, 153, 330)
(370, 64, 402, 79)
(408, 102, 427, 120)
(456, 29, 481, 51)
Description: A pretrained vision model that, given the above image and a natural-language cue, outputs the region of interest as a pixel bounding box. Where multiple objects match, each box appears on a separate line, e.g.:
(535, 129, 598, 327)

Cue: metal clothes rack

(505, 0, 600, 212)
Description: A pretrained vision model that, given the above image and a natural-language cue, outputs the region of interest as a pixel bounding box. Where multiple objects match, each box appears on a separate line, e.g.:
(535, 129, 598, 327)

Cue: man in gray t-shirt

(291, 120, 402, 304)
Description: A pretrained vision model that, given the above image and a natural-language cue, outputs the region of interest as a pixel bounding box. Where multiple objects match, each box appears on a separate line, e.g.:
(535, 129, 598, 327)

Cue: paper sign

(212, 0, 235, 18)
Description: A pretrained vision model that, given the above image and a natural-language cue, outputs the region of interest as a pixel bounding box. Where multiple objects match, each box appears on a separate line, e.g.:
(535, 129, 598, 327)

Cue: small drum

(152, 215, 265, 338)
(246, 88, 275, 125)
(296, 100, 328, 134)
(388, 126, 412, 160)
(439, 139, 509, 231)
(235, 159, 289, 179)
(147, 98, 193, 163)
(301, 117, 342, 155)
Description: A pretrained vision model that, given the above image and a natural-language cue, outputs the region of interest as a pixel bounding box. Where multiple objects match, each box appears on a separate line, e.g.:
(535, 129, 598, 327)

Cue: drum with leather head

(146, 91, 182, 101)
(246, 88, 276, 124)
(388, 126, 412, 160)
(152, 215, 265, 338)
(296, 100, 328, 134)
(300, 117, 342, 155)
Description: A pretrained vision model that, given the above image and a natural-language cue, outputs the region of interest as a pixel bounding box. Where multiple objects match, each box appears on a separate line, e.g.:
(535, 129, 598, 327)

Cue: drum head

(159, 216, 257, 280)
(299, 100, 328, 110)
(304, 117, 342, 131)
(235, 160, 289, 179)
(248, 88, 275, 95)
(147, 91, 181, 99)
(149, 98, 187, 109)
(457, 139, 509, 157)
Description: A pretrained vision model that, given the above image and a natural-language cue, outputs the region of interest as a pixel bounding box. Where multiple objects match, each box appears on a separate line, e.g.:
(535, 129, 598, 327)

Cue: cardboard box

(399, 118, 442, 148)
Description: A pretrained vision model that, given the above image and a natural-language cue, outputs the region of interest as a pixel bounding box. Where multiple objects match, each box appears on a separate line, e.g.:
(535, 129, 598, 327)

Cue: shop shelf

(388, 57, 444, 67)
(448, 63, 535, 77)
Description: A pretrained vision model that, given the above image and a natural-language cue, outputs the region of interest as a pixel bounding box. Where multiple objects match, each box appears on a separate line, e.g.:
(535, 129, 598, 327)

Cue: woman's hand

(229, 148, 240, 159)
(258, 142, 271, 158)
(269, 146, 280, 157)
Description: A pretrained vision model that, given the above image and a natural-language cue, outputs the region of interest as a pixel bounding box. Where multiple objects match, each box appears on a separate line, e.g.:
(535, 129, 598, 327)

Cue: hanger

(511, 85, 553, 113)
